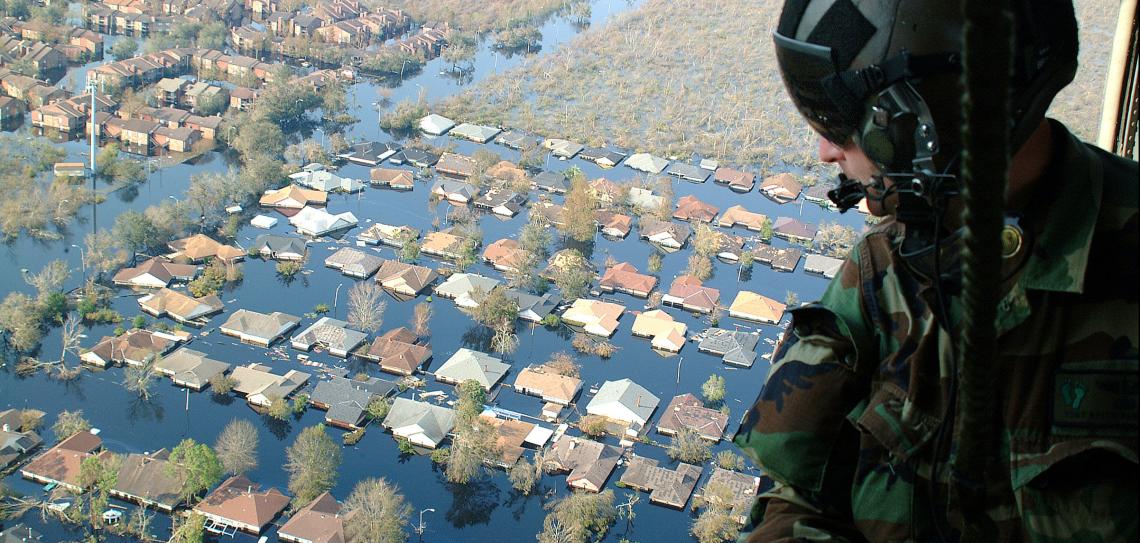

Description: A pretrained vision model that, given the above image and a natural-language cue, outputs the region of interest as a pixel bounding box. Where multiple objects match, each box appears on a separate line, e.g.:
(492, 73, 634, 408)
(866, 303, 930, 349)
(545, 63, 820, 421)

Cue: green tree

(285, 425, 342, 506)
(715, 450, 745, 471)
(233, 118, 285, 161)
(169, 512, 206, 543)
(785, 290, 800, 307)
(691, 482, 738, 543)
(580, 415, 608, 437)
(553, 258, 592, 300)
(455, 379, 486, 427)
(471, 286, 519, 354)
(267, 393, 290, 420)
(559, 178, 598, 242)
(366, 397, 391, 421)
(113, 210, 161, 260)
(666, 427, 712, 463)
(209, 373, 237, 394)
(759, 217, 773, 240)
(109, 38, 138, 60)
(647, 252, 663, 274)
(399, 239, 421, 262)
(24, 259, 69, 301)
(197, 22, 228, 49)
(79, 453, 121, 527)
(215, 418, 259, 476)
(167, 438, 224, 503)
(195, 91, 228, 116)
(509, 455, 539, 494)
(702, 374, 726, 405)
(685, 254, 714, 281)
(343, 477, 412, 543)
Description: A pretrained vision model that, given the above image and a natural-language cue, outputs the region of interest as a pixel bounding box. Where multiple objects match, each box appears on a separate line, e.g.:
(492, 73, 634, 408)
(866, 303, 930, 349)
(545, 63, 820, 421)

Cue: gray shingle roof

(697, 328, 759, 367)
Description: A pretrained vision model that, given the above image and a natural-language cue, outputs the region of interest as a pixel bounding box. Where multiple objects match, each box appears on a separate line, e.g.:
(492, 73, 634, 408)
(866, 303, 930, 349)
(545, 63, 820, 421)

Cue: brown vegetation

(382, 0, 574, 32)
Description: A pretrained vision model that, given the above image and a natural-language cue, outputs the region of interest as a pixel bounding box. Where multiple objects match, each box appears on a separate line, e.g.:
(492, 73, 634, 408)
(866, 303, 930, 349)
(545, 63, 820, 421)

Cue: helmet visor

(773, 32, 864, 146)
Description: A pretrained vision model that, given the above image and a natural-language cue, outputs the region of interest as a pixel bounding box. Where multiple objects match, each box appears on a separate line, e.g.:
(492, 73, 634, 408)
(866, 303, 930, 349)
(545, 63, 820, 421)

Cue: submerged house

(449, 122, 500, 143)
(697, 468, 763, 525)
(595, 210, 632, 238)
(585, 378, 660, 434)
(543, 138, 583, 159)
(167, 234, 244, 263)
(357, 223, 419, 247)
(80, 328, 180, 368)
(656, 393, 729, 442)
(382, 398, 456, 449)
(435, 152, 478, 178)
(533, 170, 568, 194)
(752, 243, 803, 272)
(278, 492, 349, 543)
(561, 299, 624, 337)
(666, 162, 709, 183)
(259, 185, 327, 209)
(804, 253, 845, 279)
(289, 165, 364, 193)
(772, 217, 818, 244)
(193, 475, 290, 536)
(599, 262, 657, 298)
(513, 366, 582, 406)
(375, 260, 438, 297)
(759, 172, 803, 203)
(418, 113, 454, 135)
(370, 167, 414, 190)
(434, 348, 509, 391)
(361, 327, 431, 375)
(618, 455, 701, 509)
(662, 276, 720, 314)
(230, 363, 310, 407)
(289, 206, 358, 237)
(219, 309, 301, 347)
(697, 328, 760, 368)
(21, 431, 104, 492)
(429, 178, 479, 204)
(138, 288, 224, 326)
(310, 375, 396, 429)
(473, 189, 526, 217)
(544, 435, 621, 493)
(111, 449, 185, 512)
(717, 205, 768, 232)
(673, 195, 720, 223)
(153, 347, 231, 390)
(728, 291, 787, 325)
(434, 273, 500, 308)
(112, 257, 198, 288)
(625, 152, 669, 174)
(639, 218, 691, 249)
(338, 140, 401, 166)
(506, 290, 561, 323)
(291, 317, 367, 357)
(482, 238, 527, 272)
(713, 167, 755, 192)
(324, 247, 385, 278)
(630, 310, 687, 353)
(250, 235, 308, 261)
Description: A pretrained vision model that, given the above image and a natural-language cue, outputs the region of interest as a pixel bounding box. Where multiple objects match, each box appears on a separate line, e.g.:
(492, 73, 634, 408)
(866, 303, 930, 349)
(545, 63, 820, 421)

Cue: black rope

(955, 0, 1012, 538)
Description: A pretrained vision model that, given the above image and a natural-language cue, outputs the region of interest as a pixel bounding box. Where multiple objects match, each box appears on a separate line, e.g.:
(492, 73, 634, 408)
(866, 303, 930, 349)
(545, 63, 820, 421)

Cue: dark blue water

(0, 2, 869, 541)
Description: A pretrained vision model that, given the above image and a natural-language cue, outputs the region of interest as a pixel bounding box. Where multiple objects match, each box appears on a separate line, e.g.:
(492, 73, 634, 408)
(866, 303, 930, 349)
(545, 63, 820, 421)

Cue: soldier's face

(818, 137, 896, 216)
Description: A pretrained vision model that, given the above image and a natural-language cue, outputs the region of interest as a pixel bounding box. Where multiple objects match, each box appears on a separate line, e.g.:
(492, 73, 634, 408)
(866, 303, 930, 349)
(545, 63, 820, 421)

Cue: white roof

(435, 273, 500, 308)
(626, 153, 670, 174)
(586, 378, 660, 426)
(250, 215, 278, 229)
(289, 207, 358, 236)
(434, 348, 510, 391)
(450, 122, 501, 142)
(419, 114, 455, 135)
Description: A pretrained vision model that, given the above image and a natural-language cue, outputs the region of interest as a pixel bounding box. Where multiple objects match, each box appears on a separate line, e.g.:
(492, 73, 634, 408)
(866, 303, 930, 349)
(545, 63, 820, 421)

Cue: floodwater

(0, 1, 868, 541)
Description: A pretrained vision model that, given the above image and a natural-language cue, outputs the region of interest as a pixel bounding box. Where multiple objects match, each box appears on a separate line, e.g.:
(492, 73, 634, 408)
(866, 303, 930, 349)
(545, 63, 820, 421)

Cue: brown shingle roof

(599, 262, 657, 296)
(194, 475, 289, 533)
(656, 393, 728, 441)
(672, 195, 719, 223)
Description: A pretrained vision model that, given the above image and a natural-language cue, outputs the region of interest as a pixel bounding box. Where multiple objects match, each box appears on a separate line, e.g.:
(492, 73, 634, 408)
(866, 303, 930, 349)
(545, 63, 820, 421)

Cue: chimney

(635, 394, 642, 407)
(2, 423, 9, 432)
(247, 485, 252, 494)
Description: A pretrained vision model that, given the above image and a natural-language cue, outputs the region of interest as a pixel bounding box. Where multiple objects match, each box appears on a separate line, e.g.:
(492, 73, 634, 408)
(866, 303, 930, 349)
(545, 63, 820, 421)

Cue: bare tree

(343, 477, 412, 543)
(58, 315, 84, 366)
(346, 282, 387, 334)
(411, 302, 432, 338)
(215, 418, 259, 475)
(123, 359, 158, 400)
(24, 260, 70, 301)
(545, 352, 580, 378)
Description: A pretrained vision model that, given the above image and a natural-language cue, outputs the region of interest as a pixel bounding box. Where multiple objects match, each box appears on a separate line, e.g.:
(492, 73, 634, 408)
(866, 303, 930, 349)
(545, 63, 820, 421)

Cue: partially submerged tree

(169, 512, 206, 543)
(545, 352, 580, 378)
(509, 455, 540, 495)
(666, 427, 712, 464)
(559, 178, 598, 242)
(346, 282, 388, 334)
(215, 418, 259, 476)
(285, 424, 342, 506)
(702, 374, 726, 405)
(411, 302, 432, 338)
(691, 482, 739, 543)
(343, 477, 412, 543)
(537, 490, 616, 543)
(167, 438, 224, 503)
(123, 359, 158, 400)
(52, 410, 92, 440)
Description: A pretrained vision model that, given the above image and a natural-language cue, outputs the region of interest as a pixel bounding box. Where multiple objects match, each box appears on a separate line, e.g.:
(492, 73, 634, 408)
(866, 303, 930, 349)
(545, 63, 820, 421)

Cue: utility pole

(86, 79, 98, 234)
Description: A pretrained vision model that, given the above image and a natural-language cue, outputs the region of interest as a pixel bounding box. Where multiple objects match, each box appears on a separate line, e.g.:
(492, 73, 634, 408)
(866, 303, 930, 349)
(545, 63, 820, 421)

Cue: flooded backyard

(0, 1, 869, 541)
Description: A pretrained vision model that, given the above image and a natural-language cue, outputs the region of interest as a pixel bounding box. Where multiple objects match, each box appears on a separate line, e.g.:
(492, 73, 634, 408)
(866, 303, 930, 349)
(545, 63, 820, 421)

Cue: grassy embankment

(380, 0, 575, 32)
(437, 0, 817, 171)
(437, 0, 1118, 171)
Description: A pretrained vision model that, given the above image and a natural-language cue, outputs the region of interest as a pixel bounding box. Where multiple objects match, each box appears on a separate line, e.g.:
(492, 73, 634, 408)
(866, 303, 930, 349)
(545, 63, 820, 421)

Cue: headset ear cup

(861, 127, 895, 169)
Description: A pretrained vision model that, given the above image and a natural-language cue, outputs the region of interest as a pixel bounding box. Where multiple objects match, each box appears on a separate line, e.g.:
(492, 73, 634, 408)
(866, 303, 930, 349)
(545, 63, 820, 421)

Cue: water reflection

(444, 479, 501, 528)
(126, 395, 165, 424)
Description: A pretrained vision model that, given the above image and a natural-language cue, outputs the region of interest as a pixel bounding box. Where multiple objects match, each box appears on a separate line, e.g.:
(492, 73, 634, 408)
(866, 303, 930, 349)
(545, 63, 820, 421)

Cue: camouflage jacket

(734, 122, 1138, 542)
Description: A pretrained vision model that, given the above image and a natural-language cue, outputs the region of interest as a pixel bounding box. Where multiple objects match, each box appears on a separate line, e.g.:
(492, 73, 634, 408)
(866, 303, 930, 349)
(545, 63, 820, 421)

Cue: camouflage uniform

(734, 122, 1138, 542)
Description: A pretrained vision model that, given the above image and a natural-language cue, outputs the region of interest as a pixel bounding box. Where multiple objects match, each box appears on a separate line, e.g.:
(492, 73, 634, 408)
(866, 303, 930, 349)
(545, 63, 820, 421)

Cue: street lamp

(415, 508, 435, 536)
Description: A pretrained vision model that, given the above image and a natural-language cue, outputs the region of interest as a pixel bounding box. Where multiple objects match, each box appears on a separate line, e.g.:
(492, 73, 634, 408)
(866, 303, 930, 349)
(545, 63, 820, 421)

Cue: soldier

(734, 0, 1138, 541)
